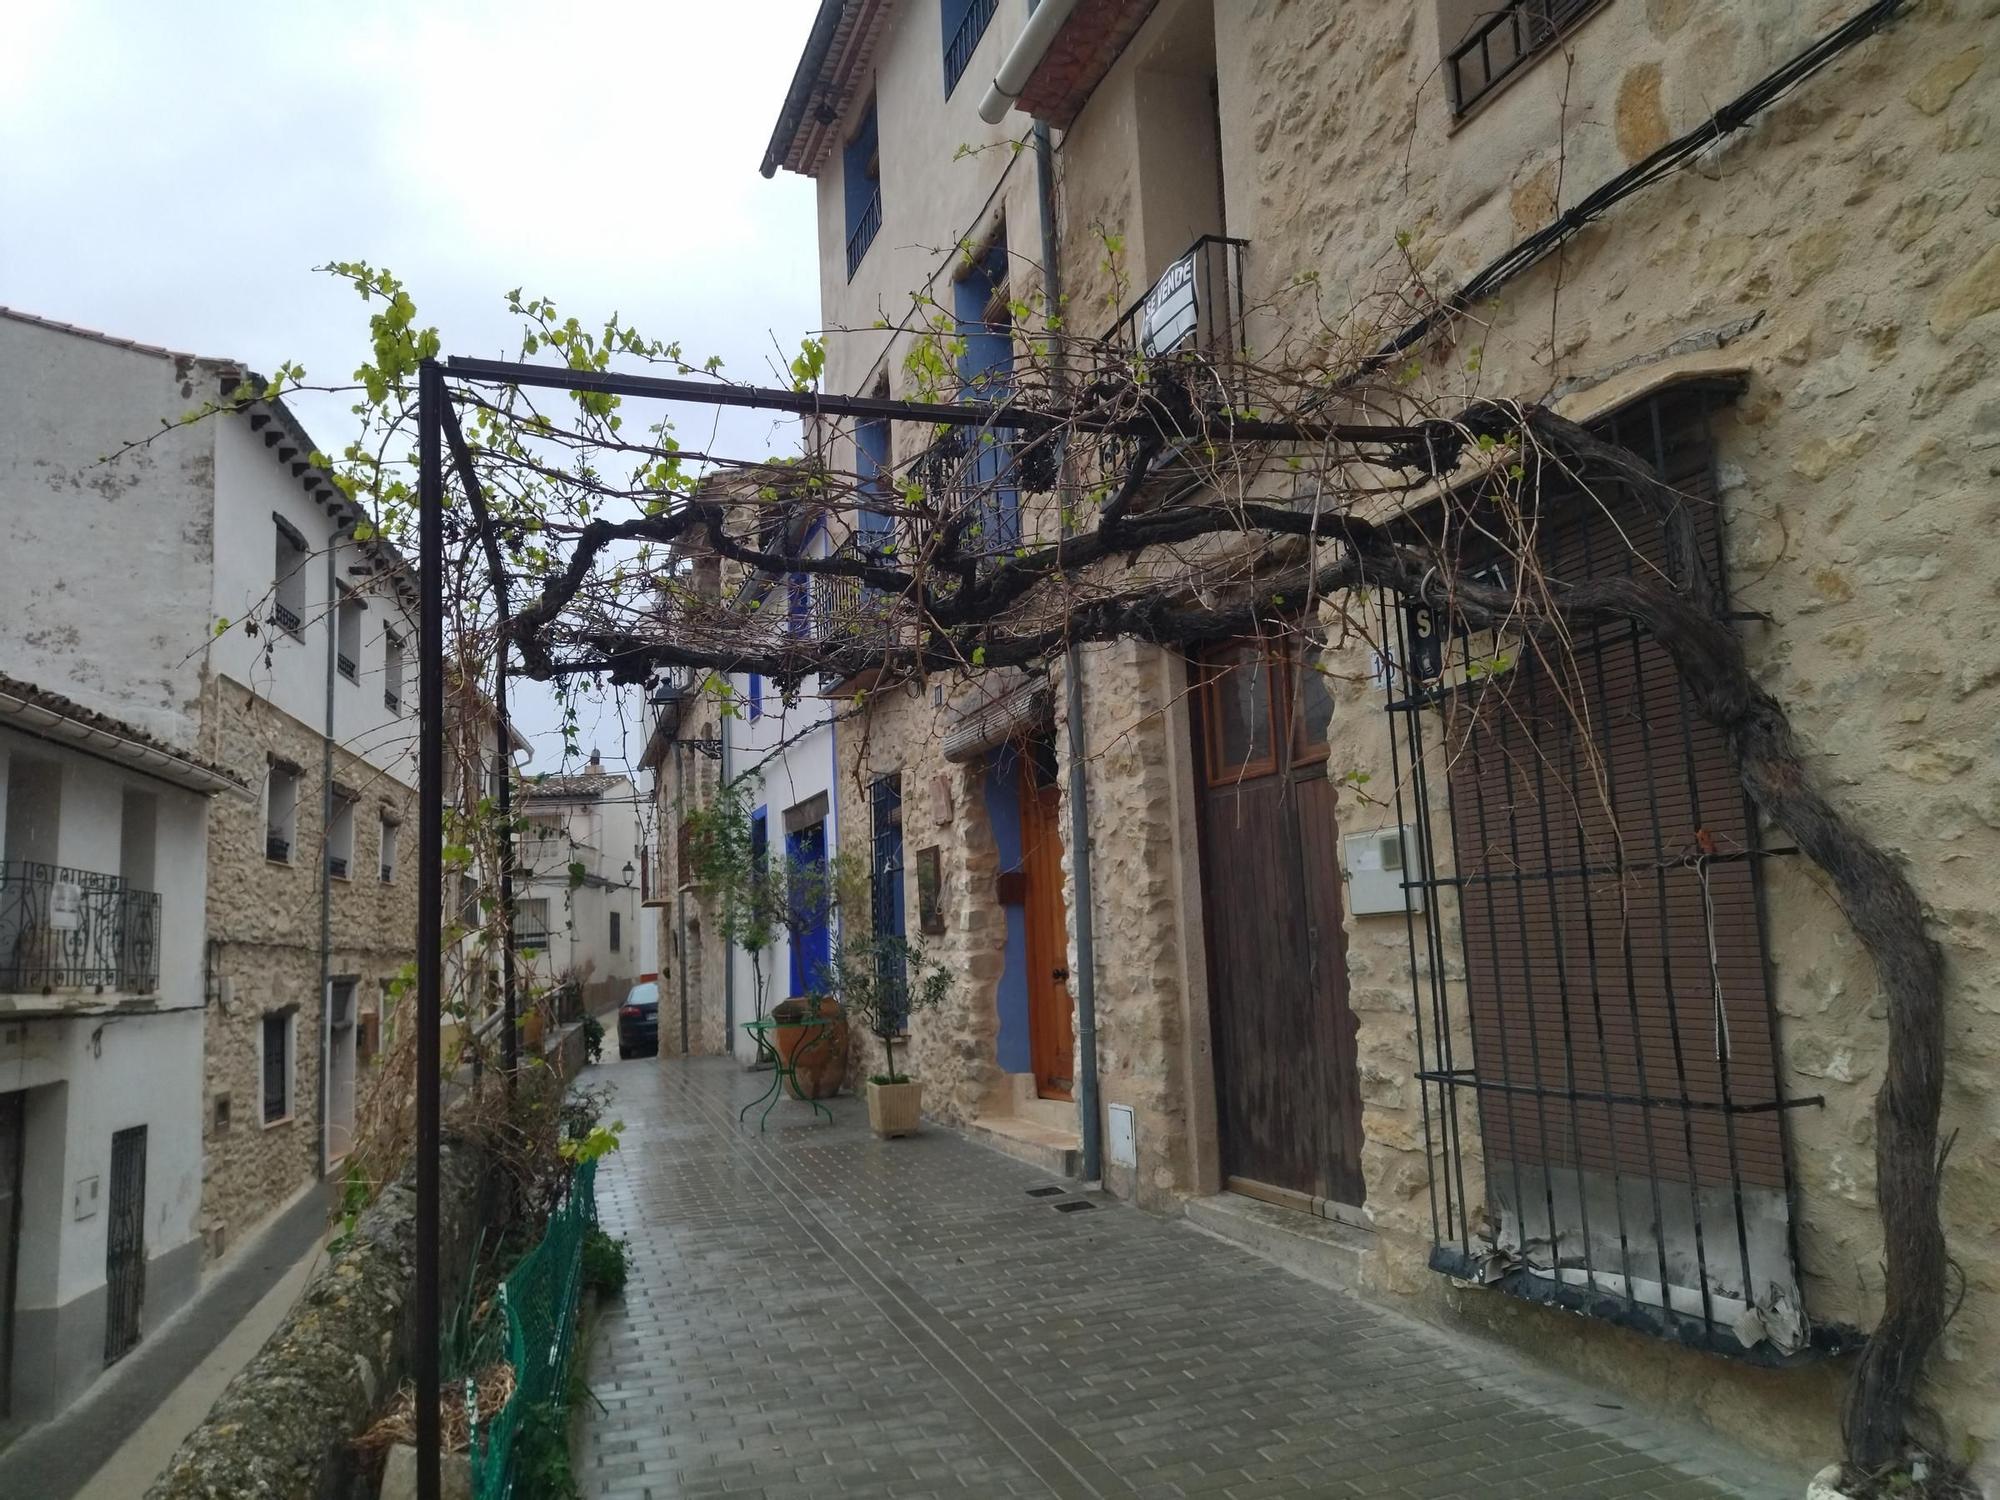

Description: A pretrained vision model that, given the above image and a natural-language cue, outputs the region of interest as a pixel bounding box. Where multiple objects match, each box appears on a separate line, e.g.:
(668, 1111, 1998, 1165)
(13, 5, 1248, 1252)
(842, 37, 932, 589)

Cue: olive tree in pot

(819, 933, 951, 1138)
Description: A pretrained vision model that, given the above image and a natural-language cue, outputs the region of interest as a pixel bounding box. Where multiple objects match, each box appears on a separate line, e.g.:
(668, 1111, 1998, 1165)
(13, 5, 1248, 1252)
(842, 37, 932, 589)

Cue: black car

(617, 981, 660, 1058)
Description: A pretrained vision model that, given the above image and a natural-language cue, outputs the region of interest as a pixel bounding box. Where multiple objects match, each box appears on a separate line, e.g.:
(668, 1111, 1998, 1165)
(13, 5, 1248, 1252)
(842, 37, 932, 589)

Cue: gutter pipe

(317, 533, 337, 1179)
(1034, 117, 1103, 1183)
(977, 0, 1079, 125)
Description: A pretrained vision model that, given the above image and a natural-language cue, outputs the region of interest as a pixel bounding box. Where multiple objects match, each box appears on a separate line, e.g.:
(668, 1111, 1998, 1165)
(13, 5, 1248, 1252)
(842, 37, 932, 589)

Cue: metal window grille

(267, 833, 290, 862)
(845, 187, 882, 279)
(337, 652, 358, 681)
(329, 855, 349, 879)
(1381, 386, 1850, 1364)
(943, 0, 999, 96)
(272, 600, 302, 636)
(262, 1013, 289, 1121)
(0, 862, 160, 994)
(1447, 0, 1599, 115)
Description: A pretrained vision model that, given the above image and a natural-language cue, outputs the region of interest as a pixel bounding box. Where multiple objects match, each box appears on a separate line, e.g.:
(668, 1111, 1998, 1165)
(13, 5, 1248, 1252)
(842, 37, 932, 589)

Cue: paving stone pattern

(577, 1058, 1795, 1500)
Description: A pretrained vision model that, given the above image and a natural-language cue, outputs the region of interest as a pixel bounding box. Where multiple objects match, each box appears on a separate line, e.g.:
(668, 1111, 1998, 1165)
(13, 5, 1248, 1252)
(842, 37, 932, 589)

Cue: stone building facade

(195, 675, 416, 1258)
(750, 0, 2000, 1480)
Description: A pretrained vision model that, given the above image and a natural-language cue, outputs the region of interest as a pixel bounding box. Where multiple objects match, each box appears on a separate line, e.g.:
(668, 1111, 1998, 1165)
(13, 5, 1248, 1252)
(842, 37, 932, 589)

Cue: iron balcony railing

(1447, 0, 1598, 115)
(384, 689, 401, 713)
(942, 0, 997, 96)
(329, 855, 350, 879)
(846, 187, 882, 280)
(0, 861, 161, 995)
(272, 601, 302, 636)
(811, 536, 903, 654)
(1103, 234, 1249, 383)
(336, 652, 357, 681)
(267, 833, 291, 862)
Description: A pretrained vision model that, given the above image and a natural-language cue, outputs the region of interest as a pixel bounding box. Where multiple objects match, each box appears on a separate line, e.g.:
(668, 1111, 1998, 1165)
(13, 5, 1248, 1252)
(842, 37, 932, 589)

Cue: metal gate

(1381, 386, 1845, 1362)
(104, 1124, 146, 1363)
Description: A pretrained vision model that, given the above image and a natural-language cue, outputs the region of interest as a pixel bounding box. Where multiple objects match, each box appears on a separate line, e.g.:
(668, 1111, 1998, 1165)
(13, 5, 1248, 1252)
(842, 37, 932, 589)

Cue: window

(261, 1011, 293, 1124)
(266, 764, 298, 862)
(383, 630, 405, 712)
(273, 516, 307, 637)
(748, 673, 764, 720)
(1440, 0, 1599, 116)
(379, 816, 399, 883)
(336, 589, 362, 682)
(609, 910, 622, 952)
(327, 794, 355, 879)
(516, 897, 551, 949)
(942, 0, 998, 96)
(856, 419, 893, 550)
(843, 98, 881, 278)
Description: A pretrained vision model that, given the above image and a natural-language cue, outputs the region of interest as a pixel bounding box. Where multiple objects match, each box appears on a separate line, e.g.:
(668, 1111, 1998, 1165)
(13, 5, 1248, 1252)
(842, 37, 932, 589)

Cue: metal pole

(318, 519, 337, 1177)
(414, 358, 445, 1500)
(497, 602, 519, 1092)
(675, 739, 689, 1055)
(1034, 118, 1103, 1184)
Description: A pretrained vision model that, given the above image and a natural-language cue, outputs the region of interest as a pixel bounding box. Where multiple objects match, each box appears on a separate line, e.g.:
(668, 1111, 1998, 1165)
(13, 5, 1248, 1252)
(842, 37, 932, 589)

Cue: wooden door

(1191, 640, 1365, 1207)
(105, 1124, 146, 1363)
(0, 1092, 21, 1416)
(1018, 741, 1075, 1100)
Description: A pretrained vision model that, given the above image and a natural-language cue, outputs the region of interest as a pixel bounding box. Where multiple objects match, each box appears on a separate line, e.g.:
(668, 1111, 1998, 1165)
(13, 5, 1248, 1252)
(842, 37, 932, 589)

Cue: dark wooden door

(0, 1092, 21, 1415)
(1192, 640, 1364, 1207)
(105, 1124, 146, 1363)
(1019, 741, 1075, 1100)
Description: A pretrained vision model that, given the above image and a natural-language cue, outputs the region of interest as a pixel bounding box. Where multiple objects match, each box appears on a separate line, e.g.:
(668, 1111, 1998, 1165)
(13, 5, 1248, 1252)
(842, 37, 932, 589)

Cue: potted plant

(820, 933, 952, 1137)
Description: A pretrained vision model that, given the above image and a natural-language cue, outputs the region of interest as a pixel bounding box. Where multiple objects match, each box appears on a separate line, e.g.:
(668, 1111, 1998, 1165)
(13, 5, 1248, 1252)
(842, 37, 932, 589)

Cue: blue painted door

(786, 820, 830, 997)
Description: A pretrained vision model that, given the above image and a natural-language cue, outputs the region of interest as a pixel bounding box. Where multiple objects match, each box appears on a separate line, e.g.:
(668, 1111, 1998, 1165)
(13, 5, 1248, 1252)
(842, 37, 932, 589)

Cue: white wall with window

(327, 794, 355, 880)
(0, 720, 214, 1421)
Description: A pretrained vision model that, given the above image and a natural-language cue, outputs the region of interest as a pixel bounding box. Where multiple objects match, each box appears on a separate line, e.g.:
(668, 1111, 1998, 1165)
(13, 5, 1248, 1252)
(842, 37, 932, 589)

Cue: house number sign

(1139, 250, 1199, 359)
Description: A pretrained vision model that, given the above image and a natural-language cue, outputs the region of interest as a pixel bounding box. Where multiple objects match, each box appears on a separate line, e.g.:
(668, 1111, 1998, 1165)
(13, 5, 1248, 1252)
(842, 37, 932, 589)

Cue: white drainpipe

(976, 0, 1080, 125)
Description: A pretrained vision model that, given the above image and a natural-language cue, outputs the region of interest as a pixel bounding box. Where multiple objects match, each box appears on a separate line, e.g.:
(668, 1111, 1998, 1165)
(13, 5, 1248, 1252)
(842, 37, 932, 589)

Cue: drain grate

(1052, 1199, 1097, 1213)
(1025, 1185, 1066, 1198)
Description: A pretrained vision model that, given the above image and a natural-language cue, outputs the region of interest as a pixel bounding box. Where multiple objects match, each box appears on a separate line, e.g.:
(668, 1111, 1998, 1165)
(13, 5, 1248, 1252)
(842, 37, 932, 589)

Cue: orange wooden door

(1019, 747, 1075, 1100)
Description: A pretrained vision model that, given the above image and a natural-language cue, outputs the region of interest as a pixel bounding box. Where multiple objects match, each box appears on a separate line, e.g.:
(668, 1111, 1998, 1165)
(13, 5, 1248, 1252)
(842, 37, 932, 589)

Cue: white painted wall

(516, 772, 648, 1008)
(0, 726, 209, 1312)
(0, 317, 220, 750)
(208, 417, 417, 790)
(723, 641, 839, 1063)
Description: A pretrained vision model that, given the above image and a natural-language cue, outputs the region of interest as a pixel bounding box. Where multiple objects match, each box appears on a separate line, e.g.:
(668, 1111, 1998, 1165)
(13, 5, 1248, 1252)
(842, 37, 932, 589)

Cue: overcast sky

(0, 1, 822, 779)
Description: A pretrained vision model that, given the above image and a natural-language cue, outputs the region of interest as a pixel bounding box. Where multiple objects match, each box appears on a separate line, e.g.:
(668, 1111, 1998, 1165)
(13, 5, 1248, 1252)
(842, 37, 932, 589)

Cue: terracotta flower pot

(770, 998, 848, 1099)
(866, 1079, 923, 1138)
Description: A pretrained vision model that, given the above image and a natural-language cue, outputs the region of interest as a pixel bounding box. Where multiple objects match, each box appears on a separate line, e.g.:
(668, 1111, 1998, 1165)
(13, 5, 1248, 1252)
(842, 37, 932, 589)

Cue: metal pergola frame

(409, 354, 1420, 1498)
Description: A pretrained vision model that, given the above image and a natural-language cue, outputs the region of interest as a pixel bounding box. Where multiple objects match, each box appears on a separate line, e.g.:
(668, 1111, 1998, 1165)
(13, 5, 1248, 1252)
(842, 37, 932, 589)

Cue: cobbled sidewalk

(574, 1057, 1797, 1500)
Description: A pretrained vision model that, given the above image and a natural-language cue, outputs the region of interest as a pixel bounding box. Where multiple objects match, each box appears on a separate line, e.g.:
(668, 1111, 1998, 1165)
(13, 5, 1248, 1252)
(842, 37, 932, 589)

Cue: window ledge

(262, 1113, 294, 1131)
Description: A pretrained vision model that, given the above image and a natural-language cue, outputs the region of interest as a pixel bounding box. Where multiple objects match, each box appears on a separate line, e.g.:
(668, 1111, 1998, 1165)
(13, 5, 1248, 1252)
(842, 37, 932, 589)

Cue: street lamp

(621, 860, 635, 887)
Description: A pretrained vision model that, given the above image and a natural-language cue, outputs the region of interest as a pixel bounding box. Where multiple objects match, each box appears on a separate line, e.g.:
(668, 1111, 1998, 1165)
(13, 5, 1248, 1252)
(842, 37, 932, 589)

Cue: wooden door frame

(1186, 635, 1365, 1208)
(1017, 741, 1075, 1101)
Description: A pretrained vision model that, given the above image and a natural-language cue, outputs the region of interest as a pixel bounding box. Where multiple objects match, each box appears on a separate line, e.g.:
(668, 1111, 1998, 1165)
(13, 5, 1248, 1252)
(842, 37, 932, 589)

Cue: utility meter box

(1107, 1103, 1137, 1169)
(1344, 826, 1422, 915)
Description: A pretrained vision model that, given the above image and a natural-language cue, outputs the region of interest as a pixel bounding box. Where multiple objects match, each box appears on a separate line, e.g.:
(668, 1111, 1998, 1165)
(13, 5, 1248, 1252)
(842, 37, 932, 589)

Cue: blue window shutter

(749, 673, 764, 720)
(843, 100, 881, 276)
(856, 419, 893, 547)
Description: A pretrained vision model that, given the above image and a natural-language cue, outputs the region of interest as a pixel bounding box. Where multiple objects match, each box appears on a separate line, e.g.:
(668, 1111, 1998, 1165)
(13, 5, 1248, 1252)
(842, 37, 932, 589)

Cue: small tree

(682, 778, 786, 1022)
(817, 933, 951, 1083)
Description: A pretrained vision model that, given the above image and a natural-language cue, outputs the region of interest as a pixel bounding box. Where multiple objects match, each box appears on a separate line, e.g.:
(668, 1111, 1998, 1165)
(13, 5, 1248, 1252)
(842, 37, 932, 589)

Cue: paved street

(577, 1057, 1795, 1500)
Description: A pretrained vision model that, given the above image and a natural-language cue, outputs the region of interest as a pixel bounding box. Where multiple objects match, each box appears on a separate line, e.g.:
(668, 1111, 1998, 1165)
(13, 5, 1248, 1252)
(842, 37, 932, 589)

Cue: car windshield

(624, 982, 659, 1008)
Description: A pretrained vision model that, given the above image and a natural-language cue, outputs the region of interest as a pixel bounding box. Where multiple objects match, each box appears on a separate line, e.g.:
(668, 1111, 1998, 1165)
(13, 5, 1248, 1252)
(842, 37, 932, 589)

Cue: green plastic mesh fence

(468, 1158, 598, 1500)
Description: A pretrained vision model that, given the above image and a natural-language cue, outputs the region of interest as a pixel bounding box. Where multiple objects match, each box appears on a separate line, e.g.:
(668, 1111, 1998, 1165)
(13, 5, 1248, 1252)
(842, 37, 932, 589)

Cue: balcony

(1104, 235, 1248, 382)
(272, 601, 302, 637)
(267, 833, 291, 862)
(329, 855, 350, 880)
(942, 0, 997, 96)
(845, 187, 882, 280)
(811, 537, 905, 655)
(337, 652, 358, 682)
(0, 861, 161, 995)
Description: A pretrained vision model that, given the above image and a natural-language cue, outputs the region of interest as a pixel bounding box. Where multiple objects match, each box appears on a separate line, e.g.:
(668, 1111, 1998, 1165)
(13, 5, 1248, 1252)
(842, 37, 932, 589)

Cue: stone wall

(197, 674, 418, 1262)
(146, 1134, 489, 1500)
(1031, 0, 2000, 1478)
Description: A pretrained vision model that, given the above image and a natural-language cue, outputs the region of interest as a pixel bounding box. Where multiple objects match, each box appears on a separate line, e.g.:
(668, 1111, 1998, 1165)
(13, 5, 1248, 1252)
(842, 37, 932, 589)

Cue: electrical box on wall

(1107, 1103, 1137, 1169)
(1344, 826, 1422, 915)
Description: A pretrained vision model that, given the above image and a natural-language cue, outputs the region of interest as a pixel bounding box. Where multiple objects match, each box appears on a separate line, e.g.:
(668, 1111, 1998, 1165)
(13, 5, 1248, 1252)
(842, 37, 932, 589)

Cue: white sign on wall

(49, 881, 83, 931)
(1138, 251, 1199, 359)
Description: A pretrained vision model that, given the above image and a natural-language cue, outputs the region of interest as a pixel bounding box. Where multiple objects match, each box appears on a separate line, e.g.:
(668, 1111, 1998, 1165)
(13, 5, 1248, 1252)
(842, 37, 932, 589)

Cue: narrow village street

(575, 1057, 1796, 1500)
